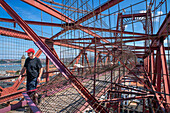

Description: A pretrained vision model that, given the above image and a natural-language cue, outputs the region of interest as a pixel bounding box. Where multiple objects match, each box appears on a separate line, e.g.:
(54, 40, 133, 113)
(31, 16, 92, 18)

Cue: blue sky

(0, 0, 169, 60)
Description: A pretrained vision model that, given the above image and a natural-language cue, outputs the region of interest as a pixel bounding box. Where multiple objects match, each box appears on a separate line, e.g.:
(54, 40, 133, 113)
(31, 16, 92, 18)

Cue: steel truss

(0, 0, 169, 112)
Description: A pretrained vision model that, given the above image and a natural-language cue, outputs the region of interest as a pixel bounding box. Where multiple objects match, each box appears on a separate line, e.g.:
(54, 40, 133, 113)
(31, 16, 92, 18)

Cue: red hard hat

(25, 48, 35, 53)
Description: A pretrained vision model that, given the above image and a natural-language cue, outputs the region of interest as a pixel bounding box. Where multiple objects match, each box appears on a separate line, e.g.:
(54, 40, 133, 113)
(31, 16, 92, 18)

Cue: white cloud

(157, 11, 163, 15)
(125, 25, 128, 29)
(164, 39, 170, 44)
(153, 11, 163, 22)
(139, 10, 146, 13)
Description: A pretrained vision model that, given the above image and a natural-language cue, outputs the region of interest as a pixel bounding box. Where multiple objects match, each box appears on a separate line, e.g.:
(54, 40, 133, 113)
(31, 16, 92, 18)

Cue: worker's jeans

(27, 78, 37, 91)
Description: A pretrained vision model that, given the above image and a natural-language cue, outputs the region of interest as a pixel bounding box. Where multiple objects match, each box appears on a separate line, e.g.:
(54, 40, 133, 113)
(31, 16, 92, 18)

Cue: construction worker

(19, 48, 43, 91)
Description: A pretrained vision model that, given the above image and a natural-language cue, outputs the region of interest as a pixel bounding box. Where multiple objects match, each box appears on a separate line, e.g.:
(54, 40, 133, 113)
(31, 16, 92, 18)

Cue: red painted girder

(99, 95, 154, 103)
(70, 41, 91, 44)
(151, 12, 170, 47)
(78, 67, 132, 112)
(77, 77, 113, 112)
(84, 53, 91, 71)
(0, 75, 26, 80)
(157, 11, 170, 36)
(150, 52, 154, 81)
(102, 37, 154, 45)
(21, 0, 74, 23)
(75, 0, 124, 24)
(160, 42, 170, 104)
(0, 26, 79, 51)
(54, 41, 106, 53)
(54, 36, 153, 41)
(50, 29, 68, 40)
(0, 17, 62, 27)
(76, 26, 149, 36)
(0, 89, 25, 104)
(0, 26, 107, 54)
(101, 43, 150, 89)
(67, 44, 91, 67)
(0, 1, 107, 112)
(144, 68, 166, 112)
(21, 0, 106, 42)
(100, 37, 153, 46)
(121, 13, 147, 18)
(35, 49, 43, 57)
(0, 26, 47, 41)
(115, 83, 147, 93)
(127, 45, 169, 50)
(21, 0, 115, 45)
(22, 92, 41, 113)
(156, 49, 162, 92)
(107, 90, 147, 95)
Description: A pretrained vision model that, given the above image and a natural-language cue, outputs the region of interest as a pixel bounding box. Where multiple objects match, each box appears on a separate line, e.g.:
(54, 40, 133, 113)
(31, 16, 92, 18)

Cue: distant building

(6, 70, 16, 75)
(21, 54, 26, 68)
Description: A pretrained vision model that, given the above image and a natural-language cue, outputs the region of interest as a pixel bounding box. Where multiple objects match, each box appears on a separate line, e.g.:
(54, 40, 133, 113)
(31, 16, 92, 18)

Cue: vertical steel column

(147, 55, 150, 74)
(150, 51, 154, 81)
(156, 48, 161, 92)
(72, 55, 81, 72)
(160, 40, 170, 104)
(111, 70, 113, 91)
(84, 53, 91, 71)
(82, 50, 85, 74)
(118, 67, 121, 113)
(93, 37, 97, 96)
(143, 99, 145, 112)
(144, 57, 147, 71)
(46, 57, 49, 82)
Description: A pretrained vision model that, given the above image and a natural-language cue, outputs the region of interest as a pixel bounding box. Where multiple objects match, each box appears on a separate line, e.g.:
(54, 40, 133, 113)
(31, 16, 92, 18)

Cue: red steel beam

(108, 90, 147, 95)
(115, 83, 147, 93)
(0, 26, 47, 41)
(0, 1, 107, 112)
(1, 18, 143, 41)
(75, 0, 124, 24)
(156, 49, 162, 92)
(160, 42, 170, 104)
(55, 36, 148, 41)
(22, 92, 41, 113)
(0, 89, 25, 104)
(99, 95, 154, 103)
(84, 53, 91, 71)
(157, 12, 170, 36)
(121, 13, 147, 18)
(54, 36, 154, 41)
(0, 17, 62, 27)
(35, 49, 43, 58)
(21, 0, 74, 23)
(100, 43, 150, 89)
(76, 26, 149, 36)
(50, 29, 68, 40)
(144, 68, 166, 112)
(0, 26, 107, 54)
(18, 0, 98, 42)
(151, 12, 170, 47)
(21, 0, 117, 46)
(102, 37, 154, 46)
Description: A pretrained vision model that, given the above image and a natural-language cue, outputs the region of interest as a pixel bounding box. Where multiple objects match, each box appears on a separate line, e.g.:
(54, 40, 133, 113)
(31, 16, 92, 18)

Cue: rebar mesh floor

(34, 65, 124, 113)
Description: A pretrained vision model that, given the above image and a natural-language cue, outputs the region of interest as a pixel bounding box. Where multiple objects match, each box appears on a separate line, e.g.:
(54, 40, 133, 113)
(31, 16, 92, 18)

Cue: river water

(0, 64, 21, 71)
